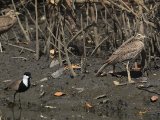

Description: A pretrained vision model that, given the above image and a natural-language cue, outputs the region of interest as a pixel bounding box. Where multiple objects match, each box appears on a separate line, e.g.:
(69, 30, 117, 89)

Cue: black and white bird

(4, 72, 31, 102)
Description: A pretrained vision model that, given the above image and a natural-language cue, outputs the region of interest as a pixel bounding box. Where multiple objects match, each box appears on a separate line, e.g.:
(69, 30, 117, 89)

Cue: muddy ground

(0, 40, 160, 120)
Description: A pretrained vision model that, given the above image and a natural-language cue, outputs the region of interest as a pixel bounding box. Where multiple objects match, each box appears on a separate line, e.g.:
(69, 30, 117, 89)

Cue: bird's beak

(15, 12, 21, 15)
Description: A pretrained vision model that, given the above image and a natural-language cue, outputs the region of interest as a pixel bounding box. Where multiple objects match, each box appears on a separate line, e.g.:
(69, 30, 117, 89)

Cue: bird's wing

(120, 36, 135, 47)
(0, 16, 14, 33)
(107, 41, 144, 63)
(5, 80, 21, 91)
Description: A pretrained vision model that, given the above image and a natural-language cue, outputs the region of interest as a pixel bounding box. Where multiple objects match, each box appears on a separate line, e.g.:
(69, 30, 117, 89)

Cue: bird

(0, 9, 20, 34)
(95, 33, 146, 83)
(0, 9, 20, 52)
(4, 72, 31, 102)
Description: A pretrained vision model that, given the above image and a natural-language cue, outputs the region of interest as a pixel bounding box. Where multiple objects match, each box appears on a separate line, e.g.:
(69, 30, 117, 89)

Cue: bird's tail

(95, 62, 109, 76)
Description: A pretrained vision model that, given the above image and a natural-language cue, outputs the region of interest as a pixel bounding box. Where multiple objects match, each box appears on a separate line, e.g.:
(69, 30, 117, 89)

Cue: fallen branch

(11, 57, 28, 60)
(48, 0, 110, 5)
(6, 42, 35, 53)
(137, 86, 160, 95)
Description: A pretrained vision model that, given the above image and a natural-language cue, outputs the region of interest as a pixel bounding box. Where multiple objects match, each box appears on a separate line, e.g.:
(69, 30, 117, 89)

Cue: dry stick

(112, 13, 122, 43)
(51, 0, 111, 5)
(119, 0, 139, 18)
(94, 3, 100, 54)
(64, 41, 77, 77)
(155, 35, 160, 53)
(43, 8, 54, 54)
(11, 0, 30, 42)
(134, 0, 149, 12)
(146, 3, 160, 16)
(81, 14, 86, 58)
(25, 15, 30, 38)
(11, 57, 28, 60)
(61, 21, 77, 77)
(49, 42, 65, 55)
(1, 32, 9, 43)
(6, 42, 35, 53)
(126, 14, 131, 36)
(12, 29, 20, 43)
(65, 20, 74, 36)
(108, 0, 139, 18)
(151, 34, 156, 66)
(122, 12, 128, 38)
(45, 13, 55, 57)
(80, 13, 86, 73)
(35, 0, 39, 60)
(0, 42, 2, 52)
(58, 15, 63, 66)
(137, 87, 160, 95)
(138, 2, 144, 34)
(148, 43, 151, 68)
(99, 4, 113, 32)
(47, 27, 76, 57)
(58, 35, 63, 66)
(91, 4, 100, 54)
(67, 23, 95, 46)
(100, 8, 113, 29)
(86, 3, 89, 26)
(90, 36, 109, 56)
(111, 6, 117, 48)
(142, 14, 156, 28)
(24, 8, 47, 41)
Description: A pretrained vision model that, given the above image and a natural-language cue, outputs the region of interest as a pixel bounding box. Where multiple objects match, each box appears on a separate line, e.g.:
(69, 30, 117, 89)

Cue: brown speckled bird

(0, 10, 19, 34)
(96, 33, 146, 83)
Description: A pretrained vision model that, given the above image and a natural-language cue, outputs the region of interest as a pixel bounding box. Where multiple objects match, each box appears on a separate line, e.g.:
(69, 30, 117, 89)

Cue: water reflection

(11, 105, 22, 120)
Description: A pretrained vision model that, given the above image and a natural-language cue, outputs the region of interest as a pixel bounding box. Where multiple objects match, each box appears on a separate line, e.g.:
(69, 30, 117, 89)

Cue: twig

(11, 57, 28, 60)
(35, 0, 39, 60)
(119, 0, 139, 18)
(6, 42, 35, 53)
(57, 14, 63, 66)
(108, 0, 139, 18)
(61, 17, 77, 77)
(47, 27, 78, 57)
(11, 0, 30, 42)
(24, 7, 47, 40)
(67, 23, 95, 46)
(92, 4, 100, 54)
(0, 42, 3, 52)
(137, 87, 160, 95)
(80, 13, 87, 73)
(90, 36, 109, 56)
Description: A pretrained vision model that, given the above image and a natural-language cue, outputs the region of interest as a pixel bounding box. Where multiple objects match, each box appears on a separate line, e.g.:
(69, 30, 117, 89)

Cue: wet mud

(0, 42, 160, 120)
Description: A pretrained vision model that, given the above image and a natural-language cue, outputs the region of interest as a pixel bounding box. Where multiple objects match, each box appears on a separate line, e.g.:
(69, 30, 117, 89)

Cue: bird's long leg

(113, 65, 115, 73)
(18, 94, 21, 103)
(134, 62, 138, 69)
(126, 61, 134, 83)
(14, 92, 17, 103)
(18, 94, 22, 109)
(132, 61, 141, 71)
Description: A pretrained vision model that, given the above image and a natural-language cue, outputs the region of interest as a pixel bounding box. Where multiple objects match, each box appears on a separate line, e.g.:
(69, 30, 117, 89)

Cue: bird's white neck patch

(22, 75, 29, 87)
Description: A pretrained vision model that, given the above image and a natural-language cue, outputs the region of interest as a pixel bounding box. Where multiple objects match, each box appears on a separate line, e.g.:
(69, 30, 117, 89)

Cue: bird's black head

(24, 72, 31, 78)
